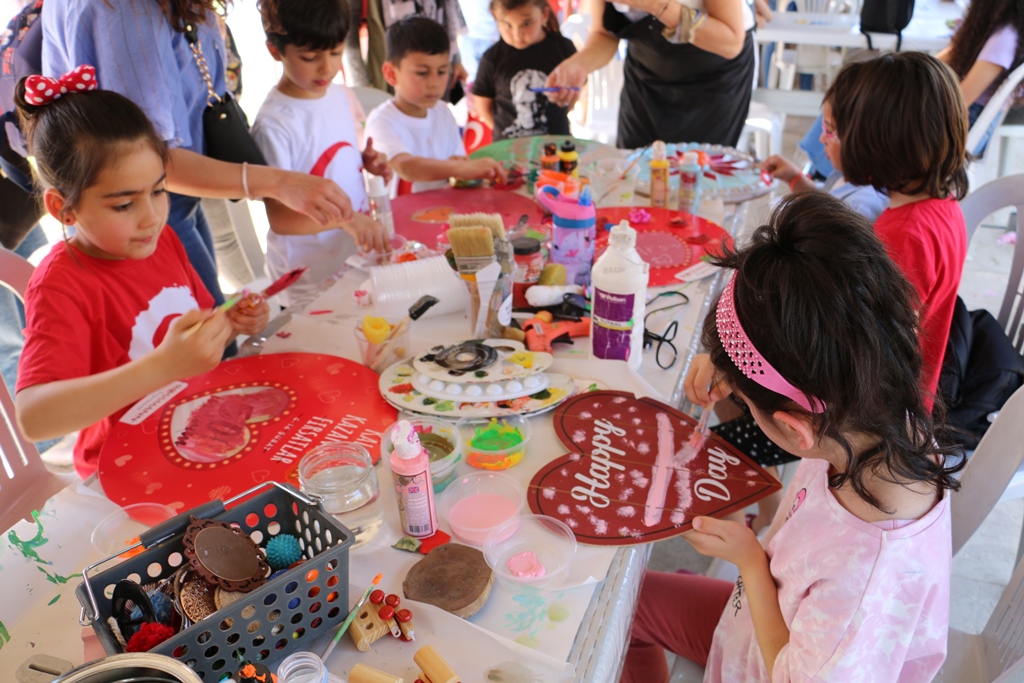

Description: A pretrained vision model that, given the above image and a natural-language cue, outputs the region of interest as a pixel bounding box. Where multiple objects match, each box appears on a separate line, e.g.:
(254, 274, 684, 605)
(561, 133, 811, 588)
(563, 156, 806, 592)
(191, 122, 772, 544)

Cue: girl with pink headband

(621, 191, 963, 683)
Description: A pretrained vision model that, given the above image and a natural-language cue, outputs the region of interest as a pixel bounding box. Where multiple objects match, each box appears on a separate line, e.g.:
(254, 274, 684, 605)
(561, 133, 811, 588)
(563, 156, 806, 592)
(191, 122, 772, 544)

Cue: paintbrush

(620, 146, 649, 181)
(322, 573, 383, 661)
(186, 267, 308, 335)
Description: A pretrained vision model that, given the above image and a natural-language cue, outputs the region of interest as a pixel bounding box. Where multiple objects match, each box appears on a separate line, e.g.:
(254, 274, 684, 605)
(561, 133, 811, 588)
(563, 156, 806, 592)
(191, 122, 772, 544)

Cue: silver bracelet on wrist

(242, 161, 252, 201)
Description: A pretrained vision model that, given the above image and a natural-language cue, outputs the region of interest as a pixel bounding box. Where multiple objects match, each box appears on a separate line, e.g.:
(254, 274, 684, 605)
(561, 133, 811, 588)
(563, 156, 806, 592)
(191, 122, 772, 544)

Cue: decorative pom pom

(125, 622, 175, 652)
(265, 534, 302, 570)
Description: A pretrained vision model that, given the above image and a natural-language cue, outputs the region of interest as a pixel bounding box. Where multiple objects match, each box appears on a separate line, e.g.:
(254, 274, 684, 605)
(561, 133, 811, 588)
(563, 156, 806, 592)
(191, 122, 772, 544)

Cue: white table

(756, 0, 963, 54)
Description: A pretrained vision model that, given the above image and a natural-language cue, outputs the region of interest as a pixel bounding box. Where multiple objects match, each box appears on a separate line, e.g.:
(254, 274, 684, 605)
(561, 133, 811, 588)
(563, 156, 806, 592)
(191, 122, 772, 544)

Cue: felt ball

(125, 622, 175, 652)
(265, 534, 302, 570)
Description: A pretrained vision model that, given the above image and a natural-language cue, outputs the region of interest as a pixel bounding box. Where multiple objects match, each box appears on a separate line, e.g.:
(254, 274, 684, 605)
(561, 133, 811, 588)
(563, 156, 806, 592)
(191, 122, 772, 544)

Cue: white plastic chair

(767, 0, 845, 92)
(966, 62, 1024, 163)
(0, 249, 66, 531)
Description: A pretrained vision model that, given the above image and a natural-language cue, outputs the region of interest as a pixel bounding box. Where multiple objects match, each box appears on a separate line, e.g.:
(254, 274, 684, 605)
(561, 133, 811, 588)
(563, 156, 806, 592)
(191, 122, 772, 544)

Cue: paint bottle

(591, 220, 650, 371)
(541, 142, 560, 171)
(388, 420, 438, 538)
(557, 140, 579, 178)
(677, 151, 701, 216)
(649, 140, 669, 209)
(366, 173, 395, 238)
(512, 236, 544, 308)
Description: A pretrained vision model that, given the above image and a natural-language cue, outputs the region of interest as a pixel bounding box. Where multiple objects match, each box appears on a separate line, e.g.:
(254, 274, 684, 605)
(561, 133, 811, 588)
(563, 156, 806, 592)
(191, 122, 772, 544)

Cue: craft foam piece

(528, 391, 782, 545)
(592, 208, 732, 287)
(97, 353, 396, 509)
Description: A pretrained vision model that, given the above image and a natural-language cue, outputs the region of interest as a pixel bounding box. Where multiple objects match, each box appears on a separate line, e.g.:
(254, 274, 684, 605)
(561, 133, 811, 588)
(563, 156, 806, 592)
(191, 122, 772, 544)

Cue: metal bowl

(50, 654, 201, 683)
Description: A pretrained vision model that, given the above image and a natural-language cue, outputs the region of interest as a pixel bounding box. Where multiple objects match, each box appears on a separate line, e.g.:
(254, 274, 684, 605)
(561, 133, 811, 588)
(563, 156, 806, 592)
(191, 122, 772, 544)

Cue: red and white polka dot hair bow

(23, 65, 98, 106)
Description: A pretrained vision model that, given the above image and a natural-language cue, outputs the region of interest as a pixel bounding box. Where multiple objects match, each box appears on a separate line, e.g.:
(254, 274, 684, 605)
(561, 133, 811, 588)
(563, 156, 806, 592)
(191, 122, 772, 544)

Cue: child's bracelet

(242, 161, 252, 201)
(789, 174, 808, 192)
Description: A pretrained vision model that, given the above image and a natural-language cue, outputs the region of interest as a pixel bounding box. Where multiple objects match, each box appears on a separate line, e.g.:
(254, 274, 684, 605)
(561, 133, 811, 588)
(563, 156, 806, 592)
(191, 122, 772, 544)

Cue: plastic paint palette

(411, 371, 550, 403)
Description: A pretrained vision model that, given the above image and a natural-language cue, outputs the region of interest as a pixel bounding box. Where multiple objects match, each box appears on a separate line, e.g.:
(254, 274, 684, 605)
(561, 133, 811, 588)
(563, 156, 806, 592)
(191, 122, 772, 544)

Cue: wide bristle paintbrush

(186, 267, 308, 335)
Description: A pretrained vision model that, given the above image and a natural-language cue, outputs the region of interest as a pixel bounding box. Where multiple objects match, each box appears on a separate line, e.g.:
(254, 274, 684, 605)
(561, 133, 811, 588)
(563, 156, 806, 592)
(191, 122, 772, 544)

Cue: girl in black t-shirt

(470, 0, 577, 140)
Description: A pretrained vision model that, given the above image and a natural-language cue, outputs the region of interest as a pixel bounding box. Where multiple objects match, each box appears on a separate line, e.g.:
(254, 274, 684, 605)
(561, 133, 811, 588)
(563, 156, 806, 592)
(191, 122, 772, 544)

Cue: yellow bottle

(649, 140, 669, 209)
(557, 140, 579, 179)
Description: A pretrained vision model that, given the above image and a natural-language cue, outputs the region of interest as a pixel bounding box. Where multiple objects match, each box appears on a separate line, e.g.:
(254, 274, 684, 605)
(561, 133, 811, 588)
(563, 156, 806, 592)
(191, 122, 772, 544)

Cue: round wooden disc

(194, 526, 261, 581)
(403, 543, 494, 619)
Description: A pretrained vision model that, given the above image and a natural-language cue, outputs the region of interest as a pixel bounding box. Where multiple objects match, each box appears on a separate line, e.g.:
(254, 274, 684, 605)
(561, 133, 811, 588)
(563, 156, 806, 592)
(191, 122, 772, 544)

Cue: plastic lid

(391, 420, 422, 459)
(682, 151, 699, 166)
(652, 140, 667, 161)
(560, 140, 576, 153)
(367, 174, 387, 195)
(610, 220, 637, 249)
(512, 237, 541, 255)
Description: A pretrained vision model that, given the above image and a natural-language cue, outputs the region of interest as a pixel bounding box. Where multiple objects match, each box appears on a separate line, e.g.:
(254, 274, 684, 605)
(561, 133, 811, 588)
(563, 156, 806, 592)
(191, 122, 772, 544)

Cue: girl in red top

(826, 52, 970, 406)
(13, 66, 270, 478)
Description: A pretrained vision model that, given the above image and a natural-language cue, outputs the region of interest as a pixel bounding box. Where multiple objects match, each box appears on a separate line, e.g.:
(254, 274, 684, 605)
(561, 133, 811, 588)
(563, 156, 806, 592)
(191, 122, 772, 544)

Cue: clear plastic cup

(354, 316, 409, 374)
(456, 414, 530, 470)
(590, 157, 640, 206)
(297, 443, 382, 548)
(91, 502, 177, 559)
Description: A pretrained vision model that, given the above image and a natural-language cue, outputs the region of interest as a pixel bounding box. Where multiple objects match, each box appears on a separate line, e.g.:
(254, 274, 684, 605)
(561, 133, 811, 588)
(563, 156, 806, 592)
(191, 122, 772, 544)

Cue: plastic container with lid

(512, 236, 544, 307)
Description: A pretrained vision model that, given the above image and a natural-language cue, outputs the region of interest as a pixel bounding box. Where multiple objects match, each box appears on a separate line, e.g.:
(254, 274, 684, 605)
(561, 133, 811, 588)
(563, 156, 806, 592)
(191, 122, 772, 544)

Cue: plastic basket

(76, 482, 353, 679)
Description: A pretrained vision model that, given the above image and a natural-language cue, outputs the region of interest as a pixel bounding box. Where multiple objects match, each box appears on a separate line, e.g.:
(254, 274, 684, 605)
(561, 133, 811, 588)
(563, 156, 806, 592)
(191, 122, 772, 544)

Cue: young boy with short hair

(365, 15, 505, 193)
(251, 0, 391, 307)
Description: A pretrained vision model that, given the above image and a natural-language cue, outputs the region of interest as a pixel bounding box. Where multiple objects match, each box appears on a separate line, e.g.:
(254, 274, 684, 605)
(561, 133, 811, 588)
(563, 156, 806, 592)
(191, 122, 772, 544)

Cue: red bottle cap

(378, 604, 395, 620)
(385, 593, 401, 608)
(396, 608, 413, 623)
(369, 590, 385, 605)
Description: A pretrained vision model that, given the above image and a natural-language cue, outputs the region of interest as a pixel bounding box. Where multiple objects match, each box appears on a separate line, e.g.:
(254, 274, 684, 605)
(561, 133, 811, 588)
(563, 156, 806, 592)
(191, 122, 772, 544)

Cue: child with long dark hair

(623, 192, 961, 683)
(471, 0, 576, 140)
(13, 68, 269, 479)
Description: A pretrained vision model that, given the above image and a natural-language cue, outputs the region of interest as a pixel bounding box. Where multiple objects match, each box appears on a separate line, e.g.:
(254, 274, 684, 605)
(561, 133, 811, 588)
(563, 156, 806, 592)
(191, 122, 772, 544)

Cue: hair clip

(23, 65, 98, 106)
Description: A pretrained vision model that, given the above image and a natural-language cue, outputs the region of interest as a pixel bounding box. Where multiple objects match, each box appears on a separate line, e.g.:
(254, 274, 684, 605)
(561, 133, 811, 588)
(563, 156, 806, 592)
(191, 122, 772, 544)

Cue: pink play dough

(507, 551, 546, 578)
(447, 493, 520, 545)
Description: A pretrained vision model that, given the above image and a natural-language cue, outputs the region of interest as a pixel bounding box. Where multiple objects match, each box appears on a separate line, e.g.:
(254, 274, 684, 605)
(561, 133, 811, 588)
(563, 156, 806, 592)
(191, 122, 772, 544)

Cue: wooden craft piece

(349, 664, 404, 683)
(97, 353, 396, 509)
(414, 645, 460, 683)
(592, 208, 731, 287)
(182, 517, 269, 592)
(350, 602, 398, 652)
(403, 544, 493, 619)
(527, 391, 782, 546)
(178, 579, 217, 623)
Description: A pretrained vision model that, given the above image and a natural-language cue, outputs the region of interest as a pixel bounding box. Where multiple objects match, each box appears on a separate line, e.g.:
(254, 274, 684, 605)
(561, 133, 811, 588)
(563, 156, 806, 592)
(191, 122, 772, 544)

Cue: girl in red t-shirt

(13, 66, 269, 478)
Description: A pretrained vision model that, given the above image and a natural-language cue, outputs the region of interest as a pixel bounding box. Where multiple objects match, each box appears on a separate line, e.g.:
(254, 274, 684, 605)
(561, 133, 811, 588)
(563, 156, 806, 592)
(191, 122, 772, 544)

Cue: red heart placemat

(593, 207, 732, 287)
(528, 391, 781, 545)
(391, 188, 544, 250)
(98, 353, 397, 510)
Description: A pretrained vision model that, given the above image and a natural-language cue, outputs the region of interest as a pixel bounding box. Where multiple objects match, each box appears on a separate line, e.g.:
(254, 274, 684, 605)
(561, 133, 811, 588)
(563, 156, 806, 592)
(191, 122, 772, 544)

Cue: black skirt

(603, 4, 756, 150)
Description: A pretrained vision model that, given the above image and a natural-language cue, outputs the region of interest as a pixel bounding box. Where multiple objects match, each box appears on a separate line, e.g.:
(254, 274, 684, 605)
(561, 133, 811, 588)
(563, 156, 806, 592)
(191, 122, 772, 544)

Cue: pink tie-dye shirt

(704, 458, 951, 682)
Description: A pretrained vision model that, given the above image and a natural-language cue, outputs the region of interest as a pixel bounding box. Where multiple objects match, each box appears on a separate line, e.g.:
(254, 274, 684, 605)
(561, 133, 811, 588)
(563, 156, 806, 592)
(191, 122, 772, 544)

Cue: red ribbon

(23, 65, 98, 106)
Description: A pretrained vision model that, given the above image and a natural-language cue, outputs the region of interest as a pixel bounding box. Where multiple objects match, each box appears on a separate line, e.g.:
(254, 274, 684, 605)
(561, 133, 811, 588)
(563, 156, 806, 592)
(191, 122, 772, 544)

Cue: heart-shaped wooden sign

(528, 391, 781, 545)
(98, 353, 396, 510)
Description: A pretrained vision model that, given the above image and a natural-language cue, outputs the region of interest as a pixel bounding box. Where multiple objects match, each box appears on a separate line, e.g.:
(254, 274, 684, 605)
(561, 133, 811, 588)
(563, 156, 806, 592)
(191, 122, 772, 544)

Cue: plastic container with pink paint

(440, 471, 524, 546)
(483, 514, 576, 591)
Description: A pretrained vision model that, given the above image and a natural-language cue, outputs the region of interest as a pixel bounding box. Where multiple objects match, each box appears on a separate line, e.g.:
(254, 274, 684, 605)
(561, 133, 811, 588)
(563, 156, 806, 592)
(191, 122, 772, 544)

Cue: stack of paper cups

(370, 256, 467, 318)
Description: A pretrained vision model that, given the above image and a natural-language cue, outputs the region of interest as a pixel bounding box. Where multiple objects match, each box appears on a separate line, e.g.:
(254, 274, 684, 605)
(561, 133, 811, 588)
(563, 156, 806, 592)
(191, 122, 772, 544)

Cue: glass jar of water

(298, 442, 382, 548)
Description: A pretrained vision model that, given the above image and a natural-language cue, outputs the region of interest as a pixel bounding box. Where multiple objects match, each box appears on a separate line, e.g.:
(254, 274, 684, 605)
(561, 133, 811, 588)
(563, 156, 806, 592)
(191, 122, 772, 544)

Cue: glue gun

(523, 311, 591, 353)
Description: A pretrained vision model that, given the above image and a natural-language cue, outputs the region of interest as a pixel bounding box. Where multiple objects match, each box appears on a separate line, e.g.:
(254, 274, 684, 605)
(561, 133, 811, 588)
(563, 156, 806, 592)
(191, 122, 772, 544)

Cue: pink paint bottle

(388, 420, 438, 538)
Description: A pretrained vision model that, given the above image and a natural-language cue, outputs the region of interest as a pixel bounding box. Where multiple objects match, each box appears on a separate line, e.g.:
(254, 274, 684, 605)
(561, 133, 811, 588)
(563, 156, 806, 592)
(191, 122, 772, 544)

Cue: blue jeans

(1, 225, 57, 452)
(968, 101, 999, 157)
(167, 192, 225, 307)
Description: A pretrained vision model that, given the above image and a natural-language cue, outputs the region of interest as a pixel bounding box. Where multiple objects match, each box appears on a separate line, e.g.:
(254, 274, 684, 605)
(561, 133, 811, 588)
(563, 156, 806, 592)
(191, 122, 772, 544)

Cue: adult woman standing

(42, 0, 353, 306)
(546, 0, 756, 149)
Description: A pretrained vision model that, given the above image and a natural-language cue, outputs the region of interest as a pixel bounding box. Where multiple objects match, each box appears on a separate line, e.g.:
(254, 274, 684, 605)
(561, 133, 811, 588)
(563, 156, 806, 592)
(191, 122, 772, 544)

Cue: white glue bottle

(591, 221, 650, 371)
(366, 173, 395, 239)
(388, 420, 438, 538)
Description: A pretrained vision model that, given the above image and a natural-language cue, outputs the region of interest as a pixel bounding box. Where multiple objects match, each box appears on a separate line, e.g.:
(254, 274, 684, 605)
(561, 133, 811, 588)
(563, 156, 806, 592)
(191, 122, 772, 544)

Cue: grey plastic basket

(76, 481, 353, 680)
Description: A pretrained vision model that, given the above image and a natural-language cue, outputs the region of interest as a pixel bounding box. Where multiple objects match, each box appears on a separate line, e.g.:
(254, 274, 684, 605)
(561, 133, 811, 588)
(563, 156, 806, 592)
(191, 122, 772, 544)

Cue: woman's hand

(227, 294, 270, 337)
(363, 137, 393, 184)
(684, 353, 730, 406)
(544, 58, 588, 108)
(684, 516, 766, 572)
(258, 168, 355, 227)
(156, 309, 234, 381)
(760, 155, 801, 183)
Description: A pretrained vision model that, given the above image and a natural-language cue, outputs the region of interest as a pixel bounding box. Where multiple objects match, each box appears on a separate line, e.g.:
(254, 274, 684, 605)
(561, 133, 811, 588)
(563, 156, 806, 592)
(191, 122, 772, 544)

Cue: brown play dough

(402, 543, 494, 619)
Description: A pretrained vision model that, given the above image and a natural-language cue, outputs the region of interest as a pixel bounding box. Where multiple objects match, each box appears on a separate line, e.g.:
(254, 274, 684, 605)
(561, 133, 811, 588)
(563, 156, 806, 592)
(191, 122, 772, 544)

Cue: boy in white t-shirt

(251, 0, 391, 306)
(365, 16, 506, 194)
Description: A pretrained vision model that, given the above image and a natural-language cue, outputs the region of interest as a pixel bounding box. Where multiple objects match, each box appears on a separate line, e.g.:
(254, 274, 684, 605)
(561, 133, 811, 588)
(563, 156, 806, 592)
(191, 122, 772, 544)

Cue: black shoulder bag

(183, 23, 267, 167)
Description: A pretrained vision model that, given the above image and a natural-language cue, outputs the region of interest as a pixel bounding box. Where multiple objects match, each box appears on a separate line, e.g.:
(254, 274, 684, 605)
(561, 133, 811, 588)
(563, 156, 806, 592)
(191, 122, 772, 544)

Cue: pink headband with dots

(23, 65, 97, 106)
(716, 274, 826, 413)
